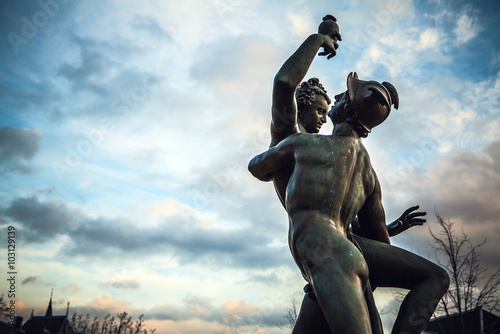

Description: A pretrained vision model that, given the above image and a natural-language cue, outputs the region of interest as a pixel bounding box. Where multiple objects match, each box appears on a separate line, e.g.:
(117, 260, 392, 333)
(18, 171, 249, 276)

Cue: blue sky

(1, 0, 499, 333)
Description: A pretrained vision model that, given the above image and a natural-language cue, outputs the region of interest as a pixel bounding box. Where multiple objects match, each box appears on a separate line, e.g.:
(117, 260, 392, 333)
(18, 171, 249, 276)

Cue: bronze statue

(249, 16, 449, 334)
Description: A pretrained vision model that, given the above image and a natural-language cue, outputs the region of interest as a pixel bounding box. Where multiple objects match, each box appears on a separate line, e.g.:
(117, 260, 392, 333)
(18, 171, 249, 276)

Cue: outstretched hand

(317, 34, 339, 59)
(388, 205, 426, 237)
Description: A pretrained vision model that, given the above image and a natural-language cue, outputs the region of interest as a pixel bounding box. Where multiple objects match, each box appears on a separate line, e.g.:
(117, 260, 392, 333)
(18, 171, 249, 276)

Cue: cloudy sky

(1, 0, 499, 333)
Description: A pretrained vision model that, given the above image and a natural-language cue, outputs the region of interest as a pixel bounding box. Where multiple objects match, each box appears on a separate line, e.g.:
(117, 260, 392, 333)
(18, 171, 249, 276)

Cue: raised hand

(387, 205, 427, 237)
(317, 34, 339, 59)
(318, 15, 341, 59)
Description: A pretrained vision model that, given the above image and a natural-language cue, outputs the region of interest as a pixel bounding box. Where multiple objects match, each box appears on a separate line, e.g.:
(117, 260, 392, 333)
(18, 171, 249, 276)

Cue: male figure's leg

(292, 222, 372, 333)
(292, 293, 329, 334)
(292, 237, 383, 334)
(355, 237, 450, 334)
(290, 233, 448, 334)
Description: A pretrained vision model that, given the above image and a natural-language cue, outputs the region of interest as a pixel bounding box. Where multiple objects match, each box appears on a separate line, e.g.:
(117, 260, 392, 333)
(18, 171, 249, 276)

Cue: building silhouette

(21, 291, 73, 334)
(424, 306, 500, 334)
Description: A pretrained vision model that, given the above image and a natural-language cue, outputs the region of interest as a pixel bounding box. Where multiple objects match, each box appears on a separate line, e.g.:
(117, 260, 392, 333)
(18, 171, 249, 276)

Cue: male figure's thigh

(293, 221, 368, 281)
(355, 236, 441, 289)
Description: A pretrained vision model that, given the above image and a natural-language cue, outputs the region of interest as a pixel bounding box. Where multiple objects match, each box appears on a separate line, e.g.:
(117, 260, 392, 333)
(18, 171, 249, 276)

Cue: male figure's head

(295, 78, 331, 133)
(328, 72, 399, 137)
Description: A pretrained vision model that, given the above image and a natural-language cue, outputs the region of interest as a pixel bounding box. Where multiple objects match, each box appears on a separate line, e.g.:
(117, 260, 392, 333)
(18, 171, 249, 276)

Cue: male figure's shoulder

(272, 133, 324, 159)
(289, 134, 338, 164)
(286, 132, 327, 146)
(357, 140, 373, 166)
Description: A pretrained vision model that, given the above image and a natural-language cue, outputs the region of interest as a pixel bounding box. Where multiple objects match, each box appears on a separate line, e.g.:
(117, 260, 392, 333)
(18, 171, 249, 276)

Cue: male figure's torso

(285, 134, 376, 238)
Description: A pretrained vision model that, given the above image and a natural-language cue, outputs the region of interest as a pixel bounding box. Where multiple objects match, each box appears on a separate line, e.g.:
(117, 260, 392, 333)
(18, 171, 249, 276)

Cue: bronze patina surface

(248, 16, 449, 334)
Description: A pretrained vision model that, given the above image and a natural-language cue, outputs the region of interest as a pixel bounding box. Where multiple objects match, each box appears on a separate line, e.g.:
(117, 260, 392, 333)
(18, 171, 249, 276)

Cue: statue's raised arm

(270, 17, 339, 147)
(267, 16, 340, 204)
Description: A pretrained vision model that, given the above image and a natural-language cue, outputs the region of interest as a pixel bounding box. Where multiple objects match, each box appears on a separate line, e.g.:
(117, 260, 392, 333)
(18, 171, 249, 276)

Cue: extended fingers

(408, 211, 427, 219)
(327, 48, 337, 59)
(318, 48, 337, 59)
(403, 205, 420, 216)
(409, 218, 426, 226)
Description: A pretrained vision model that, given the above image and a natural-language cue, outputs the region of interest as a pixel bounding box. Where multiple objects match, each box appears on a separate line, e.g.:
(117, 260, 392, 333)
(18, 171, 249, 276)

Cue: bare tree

(429, 214, 500, 330)
(89, 315, 101, 334)
(71, 311, 155, 334)
(277, 297, 298, 333)
(0, 293, 10, 319)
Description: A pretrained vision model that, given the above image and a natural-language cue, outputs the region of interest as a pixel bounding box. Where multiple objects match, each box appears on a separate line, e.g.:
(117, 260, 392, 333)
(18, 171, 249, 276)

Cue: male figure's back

(287, 134, 374, 228)
(251, 72, 450, 334)
(250, 128, 386, 333)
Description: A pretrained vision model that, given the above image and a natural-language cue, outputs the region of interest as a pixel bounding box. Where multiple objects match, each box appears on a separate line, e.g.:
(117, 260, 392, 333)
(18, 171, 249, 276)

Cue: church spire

(45, 289, 53, 317)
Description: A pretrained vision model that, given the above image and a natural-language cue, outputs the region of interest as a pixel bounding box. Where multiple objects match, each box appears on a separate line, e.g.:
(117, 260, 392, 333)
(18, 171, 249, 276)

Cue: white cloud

(2, 0, 500, 333)
(288, 13, 315, 39)
(418, 28, 440, 50)
(454, 9, 481, 44)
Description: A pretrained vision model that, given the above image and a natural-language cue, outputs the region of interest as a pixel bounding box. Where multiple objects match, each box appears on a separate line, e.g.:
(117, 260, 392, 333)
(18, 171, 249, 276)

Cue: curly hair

(295, 78, 331, 114)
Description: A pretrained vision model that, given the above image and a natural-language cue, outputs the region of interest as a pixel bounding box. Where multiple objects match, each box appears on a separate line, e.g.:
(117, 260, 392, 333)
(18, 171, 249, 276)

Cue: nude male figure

(267, 30, 386, 332)
(250, 72, 449, 333)
(250, 81, 392, 332)
(265, 20, 436, 331)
